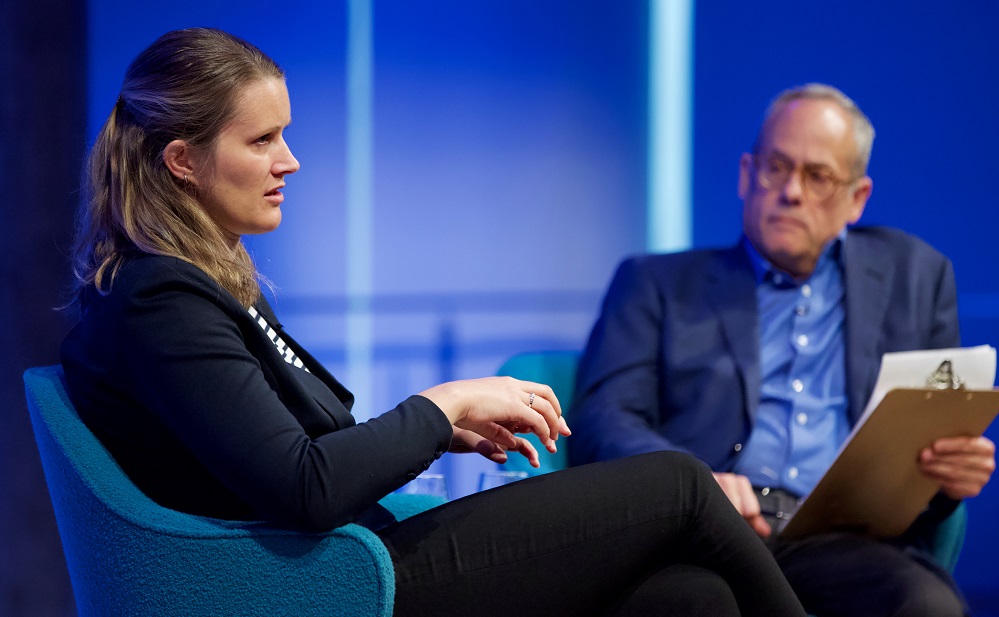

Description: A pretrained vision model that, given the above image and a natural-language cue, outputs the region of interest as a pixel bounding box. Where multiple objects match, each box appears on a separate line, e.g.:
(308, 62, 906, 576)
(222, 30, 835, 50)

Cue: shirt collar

(742, 229, 846, 286)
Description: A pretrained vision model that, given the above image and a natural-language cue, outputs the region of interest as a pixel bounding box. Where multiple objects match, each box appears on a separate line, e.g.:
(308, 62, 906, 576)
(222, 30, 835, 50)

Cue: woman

(61, 28, 805, 616)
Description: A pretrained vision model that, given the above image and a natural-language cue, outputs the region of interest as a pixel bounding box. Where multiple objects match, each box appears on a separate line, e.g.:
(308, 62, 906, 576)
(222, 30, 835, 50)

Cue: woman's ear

(163, 139, 198, 186)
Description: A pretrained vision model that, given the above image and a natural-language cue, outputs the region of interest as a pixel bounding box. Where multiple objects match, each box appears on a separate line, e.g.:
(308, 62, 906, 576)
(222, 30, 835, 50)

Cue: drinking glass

(478, 470, 529, 492)
(396, 473, 450, 499)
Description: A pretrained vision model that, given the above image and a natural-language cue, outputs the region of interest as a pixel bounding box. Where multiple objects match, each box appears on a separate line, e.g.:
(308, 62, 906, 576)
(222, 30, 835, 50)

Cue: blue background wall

(3, 1, 996, 614)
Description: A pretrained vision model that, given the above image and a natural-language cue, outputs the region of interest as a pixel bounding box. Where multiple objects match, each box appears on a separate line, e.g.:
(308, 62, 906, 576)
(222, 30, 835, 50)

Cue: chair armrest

(929, 501, 967, 572)
(379, 493, 447, 521)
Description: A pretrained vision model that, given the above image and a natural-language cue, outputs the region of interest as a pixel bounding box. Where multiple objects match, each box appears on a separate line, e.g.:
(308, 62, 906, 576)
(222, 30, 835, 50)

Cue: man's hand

(712, 472, 771, 538)
(919, 435, 996, 499)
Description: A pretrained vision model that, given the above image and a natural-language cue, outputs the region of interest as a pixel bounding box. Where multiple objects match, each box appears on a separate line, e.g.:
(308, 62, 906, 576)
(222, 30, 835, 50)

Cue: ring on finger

(528, 392, 536, 408)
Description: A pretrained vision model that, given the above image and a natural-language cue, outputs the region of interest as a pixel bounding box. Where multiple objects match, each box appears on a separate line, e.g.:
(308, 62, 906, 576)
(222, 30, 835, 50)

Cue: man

(569, 84, 995, 616)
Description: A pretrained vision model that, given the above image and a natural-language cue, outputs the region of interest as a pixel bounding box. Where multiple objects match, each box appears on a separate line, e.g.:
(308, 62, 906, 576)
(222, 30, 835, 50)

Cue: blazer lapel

(705, 247, 761, 421)
(843, 231, 894, 424)
(253, 295, 357, 419)
(253, 295, 284, 331)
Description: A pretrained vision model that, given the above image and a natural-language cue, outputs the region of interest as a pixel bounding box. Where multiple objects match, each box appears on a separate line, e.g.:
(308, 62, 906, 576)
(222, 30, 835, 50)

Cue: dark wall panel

(0, 0, 86, 615)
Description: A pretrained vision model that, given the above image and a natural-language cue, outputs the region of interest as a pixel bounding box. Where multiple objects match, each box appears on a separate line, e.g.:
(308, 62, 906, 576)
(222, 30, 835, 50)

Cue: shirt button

(795, 305, 807, 316)
(796, 412, 808, 425)
(733, 443, 742, 452)
(788, 467, 799, 480)
(792, 379, 804, 392)
(796, 334, 809, 347)
(801, 284, 812, 298)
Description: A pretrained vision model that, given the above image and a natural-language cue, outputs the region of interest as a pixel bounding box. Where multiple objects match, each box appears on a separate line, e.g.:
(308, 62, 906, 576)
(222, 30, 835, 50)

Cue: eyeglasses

(752, 154, 856, 200)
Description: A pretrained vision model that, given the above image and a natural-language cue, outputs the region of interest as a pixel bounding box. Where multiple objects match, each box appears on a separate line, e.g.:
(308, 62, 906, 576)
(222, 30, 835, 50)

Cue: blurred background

(3, 0, 997, 614)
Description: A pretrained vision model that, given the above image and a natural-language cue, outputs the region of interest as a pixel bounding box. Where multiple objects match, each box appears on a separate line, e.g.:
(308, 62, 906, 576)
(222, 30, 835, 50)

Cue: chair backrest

(495, 351, 579, 475)
(929, 501, 966, 573)
(23, 365, 398, 616)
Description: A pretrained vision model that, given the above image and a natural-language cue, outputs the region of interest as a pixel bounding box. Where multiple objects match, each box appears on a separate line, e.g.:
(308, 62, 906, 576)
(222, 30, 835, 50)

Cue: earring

(184, 174, 189, 184)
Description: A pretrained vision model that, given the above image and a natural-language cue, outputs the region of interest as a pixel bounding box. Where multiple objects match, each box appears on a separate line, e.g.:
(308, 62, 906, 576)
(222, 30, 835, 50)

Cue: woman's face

(196, 77, 300, 246)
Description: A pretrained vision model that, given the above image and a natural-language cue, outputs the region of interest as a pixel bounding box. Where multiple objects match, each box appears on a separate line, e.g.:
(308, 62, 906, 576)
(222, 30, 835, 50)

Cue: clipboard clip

(925, 359, 965, 390)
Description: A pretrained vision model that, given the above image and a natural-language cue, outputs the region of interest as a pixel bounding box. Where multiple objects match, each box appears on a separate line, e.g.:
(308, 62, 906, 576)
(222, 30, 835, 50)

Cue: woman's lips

(264, 186, 285, 205)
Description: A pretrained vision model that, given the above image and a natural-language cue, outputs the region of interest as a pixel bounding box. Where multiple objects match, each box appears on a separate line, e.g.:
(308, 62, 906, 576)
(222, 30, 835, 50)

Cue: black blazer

(62, 254, 452, 532)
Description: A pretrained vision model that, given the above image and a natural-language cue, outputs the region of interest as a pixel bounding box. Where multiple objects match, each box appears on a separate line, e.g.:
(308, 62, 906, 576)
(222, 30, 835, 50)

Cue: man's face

(738, 98, 873, 278)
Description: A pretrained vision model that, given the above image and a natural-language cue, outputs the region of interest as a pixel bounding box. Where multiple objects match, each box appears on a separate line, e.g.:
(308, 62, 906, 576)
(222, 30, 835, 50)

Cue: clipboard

(780, 386, 999, 540)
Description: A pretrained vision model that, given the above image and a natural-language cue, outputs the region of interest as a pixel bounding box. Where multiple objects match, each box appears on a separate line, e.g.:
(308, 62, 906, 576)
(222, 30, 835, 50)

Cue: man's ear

(163, 139, 198, 186)
(737, 153, 753, 200)
(847, 176, 873, 224)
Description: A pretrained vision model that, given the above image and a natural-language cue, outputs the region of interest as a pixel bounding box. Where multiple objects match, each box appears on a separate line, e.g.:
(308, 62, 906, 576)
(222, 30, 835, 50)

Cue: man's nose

(779, 169, 804, 203)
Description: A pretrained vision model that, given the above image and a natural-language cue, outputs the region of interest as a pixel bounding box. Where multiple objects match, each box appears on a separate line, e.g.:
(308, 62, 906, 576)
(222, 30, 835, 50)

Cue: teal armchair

(24, 365, 444, 617)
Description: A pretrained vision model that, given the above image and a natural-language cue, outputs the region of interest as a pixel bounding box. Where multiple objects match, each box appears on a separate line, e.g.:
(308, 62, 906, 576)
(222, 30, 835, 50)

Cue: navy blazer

(569, 227, 960, 477)
(61, 254, 453, 532)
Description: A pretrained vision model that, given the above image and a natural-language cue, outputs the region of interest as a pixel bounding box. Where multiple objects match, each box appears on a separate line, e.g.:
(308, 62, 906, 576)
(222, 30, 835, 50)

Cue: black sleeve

(115, 267, 453, 531)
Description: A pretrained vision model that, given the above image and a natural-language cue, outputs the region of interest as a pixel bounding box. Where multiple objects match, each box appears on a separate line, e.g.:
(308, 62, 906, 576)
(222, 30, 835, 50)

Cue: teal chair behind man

(496, 350, 580, 476)
(494, 350, 968, 574)
(24, 365, 444, 617)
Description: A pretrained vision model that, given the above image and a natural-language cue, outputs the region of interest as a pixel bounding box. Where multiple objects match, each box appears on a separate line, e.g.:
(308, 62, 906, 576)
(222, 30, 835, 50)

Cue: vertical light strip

(647, 0, 695, 252)
(346, 0, 375, 420)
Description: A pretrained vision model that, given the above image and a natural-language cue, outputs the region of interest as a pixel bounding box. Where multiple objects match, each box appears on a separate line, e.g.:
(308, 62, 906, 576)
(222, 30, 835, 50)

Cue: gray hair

(754, 83, 875, 177)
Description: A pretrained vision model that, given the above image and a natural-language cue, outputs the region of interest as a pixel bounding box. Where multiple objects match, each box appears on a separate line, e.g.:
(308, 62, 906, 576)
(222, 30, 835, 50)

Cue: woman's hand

(420, 377, 571, 465)
(449, 426, 542, 467)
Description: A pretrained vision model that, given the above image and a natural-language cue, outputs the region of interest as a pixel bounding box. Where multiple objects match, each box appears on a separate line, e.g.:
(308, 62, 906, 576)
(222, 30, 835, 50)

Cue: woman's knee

(633, 450, 715, 485)
(606, 451, 718, 510)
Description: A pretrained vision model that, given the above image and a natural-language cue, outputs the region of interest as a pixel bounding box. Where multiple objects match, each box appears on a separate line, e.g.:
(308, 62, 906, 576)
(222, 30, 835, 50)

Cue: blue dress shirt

(733, 235, 851, 497)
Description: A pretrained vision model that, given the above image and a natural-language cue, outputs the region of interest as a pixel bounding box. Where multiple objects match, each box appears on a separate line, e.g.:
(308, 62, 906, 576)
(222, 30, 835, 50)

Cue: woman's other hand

(420, 377, 570, 465)
(449, 426, 542, 467)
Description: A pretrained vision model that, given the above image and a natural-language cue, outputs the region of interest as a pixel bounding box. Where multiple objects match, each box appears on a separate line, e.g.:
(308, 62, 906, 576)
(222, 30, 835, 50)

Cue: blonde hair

(71, 28, 284, 309)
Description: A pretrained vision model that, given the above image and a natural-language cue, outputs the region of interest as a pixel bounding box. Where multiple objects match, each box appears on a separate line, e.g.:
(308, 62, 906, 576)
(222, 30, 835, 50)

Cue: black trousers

(754, 488, 967, 617)
(378, 452, 806, 617)
(771, 533, 967, 617)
